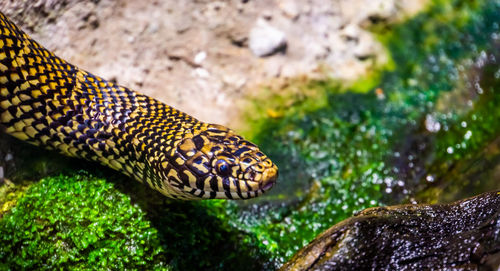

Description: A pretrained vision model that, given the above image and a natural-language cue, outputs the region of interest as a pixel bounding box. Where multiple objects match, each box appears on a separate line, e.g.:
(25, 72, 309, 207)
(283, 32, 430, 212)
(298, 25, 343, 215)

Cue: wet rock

(249, 19, 287, 57)
(281, 191, 500, 271)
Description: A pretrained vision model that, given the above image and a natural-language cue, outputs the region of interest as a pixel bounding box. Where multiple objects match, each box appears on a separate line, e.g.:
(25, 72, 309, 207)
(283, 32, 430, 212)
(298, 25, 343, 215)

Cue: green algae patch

(418, 46, 500, 203)
(0, 173, 168, 270)
(240, 82, 402, 263)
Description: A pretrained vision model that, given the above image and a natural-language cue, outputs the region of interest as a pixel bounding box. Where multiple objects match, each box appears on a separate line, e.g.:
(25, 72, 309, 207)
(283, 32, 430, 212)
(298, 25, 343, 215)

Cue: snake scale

(0, 12, 278, 200)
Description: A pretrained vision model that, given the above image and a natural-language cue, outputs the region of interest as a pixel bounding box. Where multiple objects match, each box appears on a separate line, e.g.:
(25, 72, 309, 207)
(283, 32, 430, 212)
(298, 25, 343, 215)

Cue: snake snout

(260, 167, 278, 191)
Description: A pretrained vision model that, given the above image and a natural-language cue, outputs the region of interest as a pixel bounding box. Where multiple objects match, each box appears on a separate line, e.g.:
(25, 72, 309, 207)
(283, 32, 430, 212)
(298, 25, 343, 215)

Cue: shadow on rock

(106, 172, 273, 271)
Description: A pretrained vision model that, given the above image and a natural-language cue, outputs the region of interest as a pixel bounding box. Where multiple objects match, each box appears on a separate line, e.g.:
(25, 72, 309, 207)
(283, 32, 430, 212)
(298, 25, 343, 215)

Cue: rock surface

(0, 0, 427, 128)
(281, 191, 500, 271)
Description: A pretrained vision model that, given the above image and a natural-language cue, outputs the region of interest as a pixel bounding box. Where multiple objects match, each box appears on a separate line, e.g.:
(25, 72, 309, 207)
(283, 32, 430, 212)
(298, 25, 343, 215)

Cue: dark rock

(281, 191, 500, 271)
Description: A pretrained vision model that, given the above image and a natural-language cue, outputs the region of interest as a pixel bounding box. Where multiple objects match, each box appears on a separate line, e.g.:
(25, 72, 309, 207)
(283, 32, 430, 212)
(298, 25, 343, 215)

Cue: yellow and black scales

(0, 12, 277, 200)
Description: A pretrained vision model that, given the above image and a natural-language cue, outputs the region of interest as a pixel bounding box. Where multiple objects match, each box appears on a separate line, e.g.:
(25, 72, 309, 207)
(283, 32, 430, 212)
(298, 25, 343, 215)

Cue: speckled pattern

(0, 12, 277, 200)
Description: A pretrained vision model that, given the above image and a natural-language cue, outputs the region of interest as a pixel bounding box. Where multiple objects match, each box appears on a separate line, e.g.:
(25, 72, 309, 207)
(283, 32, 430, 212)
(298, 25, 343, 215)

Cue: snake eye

(216, 160, 231, 176)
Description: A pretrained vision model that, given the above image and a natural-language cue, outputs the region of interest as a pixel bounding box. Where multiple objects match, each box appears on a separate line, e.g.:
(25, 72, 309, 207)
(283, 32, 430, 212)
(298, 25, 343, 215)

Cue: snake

(0, 12, 278, 200)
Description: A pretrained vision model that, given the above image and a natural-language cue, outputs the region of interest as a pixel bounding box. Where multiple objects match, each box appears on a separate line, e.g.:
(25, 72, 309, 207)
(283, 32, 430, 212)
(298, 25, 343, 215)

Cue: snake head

(169, 124, 278, 199)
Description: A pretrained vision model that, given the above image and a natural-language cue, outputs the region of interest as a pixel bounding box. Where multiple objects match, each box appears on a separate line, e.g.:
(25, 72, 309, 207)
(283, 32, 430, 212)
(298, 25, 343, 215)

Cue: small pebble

(249, 19, 287, 57)
(194, 51, 207, 64)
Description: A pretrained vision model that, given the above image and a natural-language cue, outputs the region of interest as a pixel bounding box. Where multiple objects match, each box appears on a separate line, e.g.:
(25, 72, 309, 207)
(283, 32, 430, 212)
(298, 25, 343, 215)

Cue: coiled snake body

(0, 12, 277, 200)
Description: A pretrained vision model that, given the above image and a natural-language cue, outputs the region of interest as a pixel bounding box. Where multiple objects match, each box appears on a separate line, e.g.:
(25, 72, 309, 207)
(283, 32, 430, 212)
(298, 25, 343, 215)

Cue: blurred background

(0, 0, 499, 270)
(1, 0, 424, 127)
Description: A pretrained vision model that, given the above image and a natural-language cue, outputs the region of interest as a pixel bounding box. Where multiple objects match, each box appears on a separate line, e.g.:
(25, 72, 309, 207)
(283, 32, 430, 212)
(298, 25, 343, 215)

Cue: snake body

(0, 12, 277, 200)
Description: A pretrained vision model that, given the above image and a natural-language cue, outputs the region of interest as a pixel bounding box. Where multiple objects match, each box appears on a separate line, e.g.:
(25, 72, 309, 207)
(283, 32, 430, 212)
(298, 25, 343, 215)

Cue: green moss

(0, 180, 31, 216)
(0, 170, 272, 270)
(0, 173, 168, 270)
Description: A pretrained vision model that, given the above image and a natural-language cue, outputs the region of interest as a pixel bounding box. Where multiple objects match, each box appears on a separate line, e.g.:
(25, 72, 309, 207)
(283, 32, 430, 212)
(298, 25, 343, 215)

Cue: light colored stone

(194, 51, 207, 64)
(194, 67, 210, 78)
(249, 19, 287, 57)
(278, 0, 300, 20)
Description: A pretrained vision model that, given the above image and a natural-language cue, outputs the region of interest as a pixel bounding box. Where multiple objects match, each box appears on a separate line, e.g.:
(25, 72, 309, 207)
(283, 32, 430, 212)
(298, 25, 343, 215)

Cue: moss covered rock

(0, 174, 168, 270)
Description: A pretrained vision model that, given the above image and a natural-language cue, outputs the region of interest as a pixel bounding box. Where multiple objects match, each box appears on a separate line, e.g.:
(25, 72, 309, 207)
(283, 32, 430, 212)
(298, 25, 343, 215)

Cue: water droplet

(461, 121, 467, 128)
(425, 114, 441, 132)
(464, 130, 472, 140)
(384, 177, 393, 185)
(474, 82, 484, 94)
(447, 147, 454, 154)
(426, 175, 435, 182)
